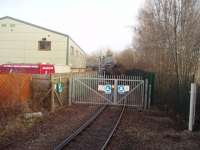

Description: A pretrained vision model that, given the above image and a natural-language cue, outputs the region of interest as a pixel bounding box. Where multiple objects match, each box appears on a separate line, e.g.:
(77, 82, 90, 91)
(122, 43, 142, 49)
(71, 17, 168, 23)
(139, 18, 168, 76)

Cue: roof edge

(0, 16, 69, 37)
(69, 36, 87, 55)
(0, 16, 87, 55)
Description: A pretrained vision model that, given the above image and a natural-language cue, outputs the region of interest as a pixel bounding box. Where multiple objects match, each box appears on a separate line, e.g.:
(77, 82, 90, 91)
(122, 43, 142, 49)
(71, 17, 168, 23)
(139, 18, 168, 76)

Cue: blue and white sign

(56, 82, 64, 93)
(118, 85, 125, 94)
(104, 84, 112, 94)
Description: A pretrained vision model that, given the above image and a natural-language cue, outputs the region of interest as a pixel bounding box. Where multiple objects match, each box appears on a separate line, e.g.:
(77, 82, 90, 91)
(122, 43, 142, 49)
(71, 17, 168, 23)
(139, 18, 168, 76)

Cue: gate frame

(69, 74, 151, 109)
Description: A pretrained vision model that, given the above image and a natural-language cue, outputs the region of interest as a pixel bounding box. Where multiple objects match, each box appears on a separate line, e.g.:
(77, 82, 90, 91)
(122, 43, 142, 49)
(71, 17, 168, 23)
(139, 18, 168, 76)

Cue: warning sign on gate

(104, 84, 112, 94)
(98, 85, 104, 91)
(56, 82, 64, 93)
(118, 85, 130, 94)
(118, 85, 125, 94)
(124, 85, 130, 92)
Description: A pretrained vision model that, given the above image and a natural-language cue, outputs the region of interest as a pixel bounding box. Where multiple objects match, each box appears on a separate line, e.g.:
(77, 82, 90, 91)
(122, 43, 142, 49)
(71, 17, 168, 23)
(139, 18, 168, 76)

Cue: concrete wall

(0, 18, 67, 65)
(68, 38, 86, 69)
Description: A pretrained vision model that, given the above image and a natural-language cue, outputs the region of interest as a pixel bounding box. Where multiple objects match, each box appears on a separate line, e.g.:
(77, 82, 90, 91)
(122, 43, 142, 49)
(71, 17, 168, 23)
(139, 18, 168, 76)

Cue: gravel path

(107, 108, 200, 150)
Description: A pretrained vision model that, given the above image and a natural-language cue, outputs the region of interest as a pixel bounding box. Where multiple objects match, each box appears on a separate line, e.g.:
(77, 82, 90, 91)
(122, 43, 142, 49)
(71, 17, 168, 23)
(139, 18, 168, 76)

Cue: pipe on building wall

(66, 36, 70, 65)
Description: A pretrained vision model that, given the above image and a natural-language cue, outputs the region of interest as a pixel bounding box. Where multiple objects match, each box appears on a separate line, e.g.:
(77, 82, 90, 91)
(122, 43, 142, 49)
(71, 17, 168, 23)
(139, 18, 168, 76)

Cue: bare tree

(134, 0, 200, 114)
(86, 54, 98, 68)
(116, 48, 139, 70)
(86, 49, 116, 71)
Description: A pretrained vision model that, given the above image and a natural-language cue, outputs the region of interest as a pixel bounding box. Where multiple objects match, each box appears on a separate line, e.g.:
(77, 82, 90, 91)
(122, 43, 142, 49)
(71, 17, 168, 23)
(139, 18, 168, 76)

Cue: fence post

(68, 77, 72, 106)
(50, 74, 55, 112)
(144, 79, 148, 110)
(148, 84, 152, 109)
(72, 75, 75, 103)
(189, 83, 197, 131)
(114, 79, 118, 105)
(59, 76, 61, 98)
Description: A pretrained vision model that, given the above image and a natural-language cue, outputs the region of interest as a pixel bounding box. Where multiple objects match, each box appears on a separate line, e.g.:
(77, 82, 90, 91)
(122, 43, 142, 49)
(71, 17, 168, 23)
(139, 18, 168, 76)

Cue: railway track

(54, 104, 125, 150)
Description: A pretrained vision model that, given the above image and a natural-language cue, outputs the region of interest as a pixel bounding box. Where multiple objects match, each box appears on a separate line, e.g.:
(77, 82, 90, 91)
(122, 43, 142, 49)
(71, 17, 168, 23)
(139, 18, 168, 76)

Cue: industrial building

(0, 16, 86, 73)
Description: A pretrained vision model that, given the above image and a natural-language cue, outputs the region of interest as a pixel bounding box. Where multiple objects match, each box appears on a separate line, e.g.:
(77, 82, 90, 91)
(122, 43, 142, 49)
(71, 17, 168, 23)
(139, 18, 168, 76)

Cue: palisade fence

(32, 71, 154, 111)
(195, 83, 200, 130)
(0, 71, 153, 118)
(69, 73, 149, 108)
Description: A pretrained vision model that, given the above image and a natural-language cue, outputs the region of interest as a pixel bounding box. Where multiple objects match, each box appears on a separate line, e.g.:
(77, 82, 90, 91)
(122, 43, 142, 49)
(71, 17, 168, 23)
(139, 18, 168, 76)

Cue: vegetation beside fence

(0, 73, 31, 128)
(0, 72, 95, 129)
(130, 0, 200, 127)
(31, 74, 51, 111)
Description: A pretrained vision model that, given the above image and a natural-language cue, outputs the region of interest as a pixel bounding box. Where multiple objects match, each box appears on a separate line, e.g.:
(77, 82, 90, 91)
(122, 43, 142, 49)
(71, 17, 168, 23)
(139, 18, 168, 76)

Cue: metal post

(59, 76, 61, 97)
(69, 77, 72, 106)
(50, 74, 55, 112)
(72, 76, 75, 103)
(114, 79, 118, 105)
(189, 83, 197, 131)
(98, 56, 101, 74)
(144, 79, 148, 110)
(148, 84, 152, 109)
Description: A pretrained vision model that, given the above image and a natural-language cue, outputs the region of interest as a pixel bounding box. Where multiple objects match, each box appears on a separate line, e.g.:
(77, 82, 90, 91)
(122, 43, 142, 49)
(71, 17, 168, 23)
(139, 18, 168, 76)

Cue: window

(1, 24, 7, 27)
(70, 46, 74, 55)
(10, 24, 15, 27)
(38, 40, 51, 50)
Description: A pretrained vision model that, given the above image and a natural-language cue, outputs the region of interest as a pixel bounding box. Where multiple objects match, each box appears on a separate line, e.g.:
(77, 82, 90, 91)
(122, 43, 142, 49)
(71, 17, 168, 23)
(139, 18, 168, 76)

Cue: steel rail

(54, 104, 125, 150)
(100, 104, 126, 150)
(54, 105, 107, 150)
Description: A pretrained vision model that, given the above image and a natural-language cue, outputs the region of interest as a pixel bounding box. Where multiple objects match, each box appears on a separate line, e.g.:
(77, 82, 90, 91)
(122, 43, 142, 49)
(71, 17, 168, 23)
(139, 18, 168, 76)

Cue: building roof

(0, 16, 69, 37)
(0, 16, 86, 55)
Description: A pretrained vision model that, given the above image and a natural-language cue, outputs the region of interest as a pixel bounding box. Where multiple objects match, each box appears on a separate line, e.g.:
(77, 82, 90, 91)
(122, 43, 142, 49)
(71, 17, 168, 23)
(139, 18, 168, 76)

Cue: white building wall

(0, 18, 67, 65)
(68, 38, 86, 68)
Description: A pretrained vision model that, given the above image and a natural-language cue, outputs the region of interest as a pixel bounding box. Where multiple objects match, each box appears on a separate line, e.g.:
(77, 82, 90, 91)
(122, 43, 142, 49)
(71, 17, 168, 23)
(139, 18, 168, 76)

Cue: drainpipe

(66, 36, 70, 65)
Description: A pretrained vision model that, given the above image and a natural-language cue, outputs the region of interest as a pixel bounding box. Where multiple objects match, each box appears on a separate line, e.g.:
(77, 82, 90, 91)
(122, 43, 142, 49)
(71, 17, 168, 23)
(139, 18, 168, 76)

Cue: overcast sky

(0, 0, 144, 54)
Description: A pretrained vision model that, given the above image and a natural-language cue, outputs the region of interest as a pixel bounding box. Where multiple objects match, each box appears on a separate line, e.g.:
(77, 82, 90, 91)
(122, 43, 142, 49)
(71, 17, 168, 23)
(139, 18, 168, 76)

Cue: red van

(0, 63, 55, 74)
